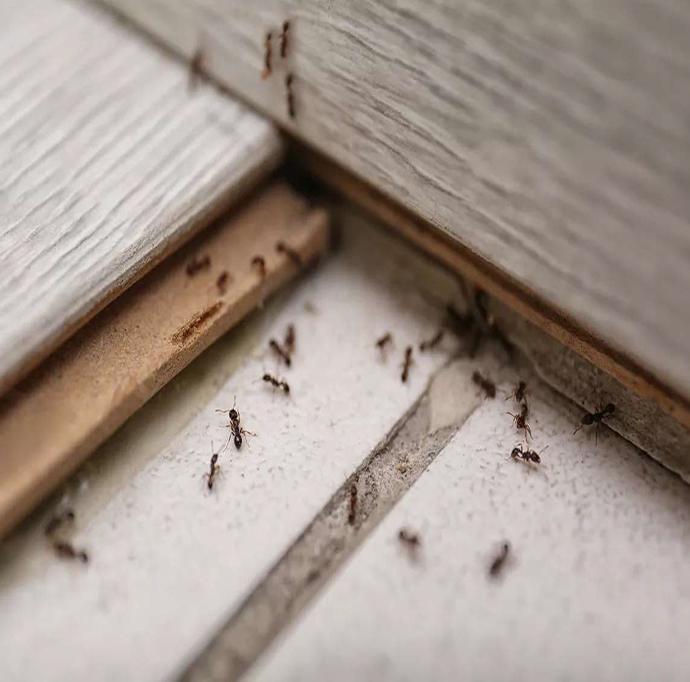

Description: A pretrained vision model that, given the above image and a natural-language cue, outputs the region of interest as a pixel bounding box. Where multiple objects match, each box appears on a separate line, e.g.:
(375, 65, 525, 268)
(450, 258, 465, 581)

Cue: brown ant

(401, 346, 414, 383)
(279, 20, 290, 58)
(251, 255, 267, 279)
(347, 483, 357, 525)
(186, 254, 211, 277)
(511, 444, 546, 465)
(188, 48, 206, 91)
(376, 332, 393, 358)
(261, 31, 273, 78)
(45, 508, 89, 564)
(419, 330, 444, 352)
(398, 528, 421, 560)
(488, 541, 510, 578)
(472, 370, 496, 398)
(53, 541, 89, 564)
(204, 445, 221, 491)
(44, 509, 75, 537)
(506, 381, 527, 404)
(284, 323, 296, 356)
(216, 400, 254, 449)
(285, 73, 295, 119)
(276, 240, 303, 267)
(269, 339, 291, 367)
(262, 373, 290, 394)
(574, 403, 615, 442)
(216, 271, 231, 294)
(507, 402, 532, 439)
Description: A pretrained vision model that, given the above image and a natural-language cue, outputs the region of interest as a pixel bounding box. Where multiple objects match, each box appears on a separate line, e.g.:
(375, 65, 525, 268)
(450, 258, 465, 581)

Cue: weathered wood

(0, 183, 329, 540)
(89, 0, 690, 400)
(0, 0, 282, 395)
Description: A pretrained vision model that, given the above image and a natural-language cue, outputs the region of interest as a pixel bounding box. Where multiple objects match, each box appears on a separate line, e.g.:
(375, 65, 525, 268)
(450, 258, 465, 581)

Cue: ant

(574, 403, 615, 442)
(216, 271, 231, 294)
(511, 444, 546, 465)
(44, 508, 75, 537)
(279, 20, 290, 59)
(398, 528, 421, 560)
(262, 373, 290, 394)
(505, 380, 527, 404)
(216, 399, 255, 449)
(488, 541, 510, 578)
(188, 48, 206, 91)
(53, 541, 89, 564)
(204, 445, 221, 491)
(261, 31, 273, 78)
(251, 255, 266, 279)
(472, 370, 496, 398)
(276, 240, 302, 267)
(186, 254, 211, 277)
(401, 346, 414, 383)
(507, 402, 532, 439)
(269, 339, 291, 367)
(419, 330, 444, 352)
(285, 73, 295, 119)
(44, 508, 89, 564)
(347, 483, 357, 525)
(284, 323, 296, 356)
(376, 332, 393, 358)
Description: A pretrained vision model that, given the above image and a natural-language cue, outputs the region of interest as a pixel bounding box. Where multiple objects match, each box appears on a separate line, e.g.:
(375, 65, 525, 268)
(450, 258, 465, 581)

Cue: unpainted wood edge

(0, 145, 283, 399)
(293, 145, 690, 431)
(0, 191, 329, 540)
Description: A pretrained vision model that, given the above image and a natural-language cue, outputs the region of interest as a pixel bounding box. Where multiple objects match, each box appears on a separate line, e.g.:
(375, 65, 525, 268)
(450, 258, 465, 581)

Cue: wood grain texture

(0, 182, 329, 539)
(0, 0, 283, 395)
(88, 0, 690, 400)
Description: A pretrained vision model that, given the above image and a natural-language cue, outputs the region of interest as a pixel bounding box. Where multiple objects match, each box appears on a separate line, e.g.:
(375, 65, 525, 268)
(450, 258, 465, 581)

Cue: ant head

(530, 452, 541, 463)
(262, 374, 271, 382)
(211, 453, 218, 464)
(582, 413, 595, 425)
(229, 408, 239, 421)
(511, 447, 521, 458)
(604, 403, 615, 414)
(234, 435, 242, 449)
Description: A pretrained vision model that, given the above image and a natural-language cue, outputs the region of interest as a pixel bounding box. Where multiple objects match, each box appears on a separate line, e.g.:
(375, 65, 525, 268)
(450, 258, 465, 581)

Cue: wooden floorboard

(0, 0, 283, 395)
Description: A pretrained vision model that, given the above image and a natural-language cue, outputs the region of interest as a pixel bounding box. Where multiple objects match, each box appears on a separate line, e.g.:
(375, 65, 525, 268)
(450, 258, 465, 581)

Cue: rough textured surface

(90, 0, 690, 400)
(0, 0, 282, 393)
(253, 375, 690, 682)
(0, 208, 461, 682)
(184, 358, 483, 681)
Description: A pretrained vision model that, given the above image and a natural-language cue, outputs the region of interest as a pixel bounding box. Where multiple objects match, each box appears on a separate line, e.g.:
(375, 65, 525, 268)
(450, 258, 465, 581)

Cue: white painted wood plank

(0, 0, 282, 393)
(89, 0, 690, 400)
(253, 367, 690, 682)
(0, 211, 461, 681)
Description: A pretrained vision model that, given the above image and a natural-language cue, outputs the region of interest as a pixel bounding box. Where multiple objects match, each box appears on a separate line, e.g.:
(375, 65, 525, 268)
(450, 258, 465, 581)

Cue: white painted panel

(254, 375, 690, 681)
(0, 0, 282, 392)
(90, 0, 690, 399)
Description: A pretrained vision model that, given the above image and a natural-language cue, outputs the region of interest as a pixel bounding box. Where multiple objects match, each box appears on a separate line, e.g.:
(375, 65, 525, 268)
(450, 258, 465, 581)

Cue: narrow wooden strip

(0, 183, 329, 539)
(0, 0, 282, 395)
(295, 147, 690, 432)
